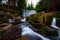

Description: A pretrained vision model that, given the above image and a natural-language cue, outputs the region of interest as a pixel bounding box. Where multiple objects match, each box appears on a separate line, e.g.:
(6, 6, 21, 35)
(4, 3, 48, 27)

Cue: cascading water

(51, 17, 59, 29)
(21, 18, 26, 22)
(51, 17, 60, 40)
(8, 19, 15, 23)
(23, 10, 36, 17)
(20, 10, 50, 40)
(21, 22, 50, 40)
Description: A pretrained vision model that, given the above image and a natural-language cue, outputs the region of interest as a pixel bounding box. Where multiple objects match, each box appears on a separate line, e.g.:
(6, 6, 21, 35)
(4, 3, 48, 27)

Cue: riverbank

(0, 11, 60, 40)
(0, 15, 22, 40)
(26, 11, 60, 36)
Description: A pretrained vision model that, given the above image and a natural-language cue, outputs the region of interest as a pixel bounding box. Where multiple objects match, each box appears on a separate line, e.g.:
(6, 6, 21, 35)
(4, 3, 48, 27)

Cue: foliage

(39, 24, 58, 36)
(35, 0, 50, 12)
(52, 14, 60, 27)
(0, 11, 14, 23)
(48, 14, 60, 26)
(0, 30, 7, 36)
(26, 4, 34, 10)
(18, 0, 26, 9)
(26, 12, 59, 36)
(0, 12, 7, 23)
(17, 0, 26, 14)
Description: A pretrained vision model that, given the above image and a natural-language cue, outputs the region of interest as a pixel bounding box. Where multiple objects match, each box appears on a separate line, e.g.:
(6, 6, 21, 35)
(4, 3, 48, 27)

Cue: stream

(20, 10, 50, 40)
(8, 10, 60, 40)
(51, 17, 60, 40)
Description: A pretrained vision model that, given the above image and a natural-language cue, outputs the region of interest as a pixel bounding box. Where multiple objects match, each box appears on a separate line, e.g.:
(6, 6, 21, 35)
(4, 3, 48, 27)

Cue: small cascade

(51, 17, 59, 29)
(23, 10, 36, 17)
(8, 19, 15, 23)
(21, 18, 26, 22)
(20, 9, 50, 40)
(51, 17, 60, 40)
(21, 23, 50, 40)
(20, 17, 50, 40)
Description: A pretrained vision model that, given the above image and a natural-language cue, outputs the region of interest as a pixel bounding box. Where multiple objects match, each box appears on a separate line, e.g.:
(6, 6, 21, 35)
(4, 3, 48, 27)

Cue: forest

(0, 0, 60, 40)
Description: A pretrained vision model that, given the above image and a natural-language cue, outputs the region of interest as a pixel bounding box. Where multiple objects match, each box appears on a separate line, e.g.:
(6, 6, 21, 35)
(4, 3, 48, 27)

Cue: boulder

(1, 27, 22, 40)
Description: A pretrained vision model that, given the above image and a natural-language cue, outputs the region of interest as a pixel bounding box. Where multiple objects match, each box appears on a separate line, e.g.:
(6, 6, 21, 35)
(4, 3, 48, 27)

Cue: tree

(26, 3, 34, 10)
(35, 0, 49, 12)
(31, 3, 34, 10)
(17, 0, 26, 15)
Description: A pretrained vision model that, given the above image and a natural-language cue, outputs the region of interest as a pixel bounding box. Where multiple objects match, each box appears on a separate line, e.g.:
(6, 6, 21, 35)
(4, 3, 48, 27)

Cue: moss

(39, 24, 58, 36)
(26, 12, 59, 36)
(27, 11, 45, 24)
(46, 30, 58, 36)
(49, 14, 60, 27)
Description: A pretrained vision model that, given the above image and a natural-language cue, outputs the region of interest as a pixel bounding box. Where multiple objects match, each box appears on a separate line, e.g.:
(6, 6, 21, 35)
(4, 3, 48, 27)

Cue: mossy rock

(38, 24, 58, 36)
(27, 12, 45, 24)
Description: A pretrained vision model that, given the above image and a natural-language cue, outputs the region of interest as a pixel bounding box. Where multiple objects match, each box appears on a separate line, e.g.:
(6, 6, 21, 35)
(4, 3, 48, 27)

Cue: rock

(1, 27, 22, 40)
(0, 23, 8, 27)
(16, 34, 42, 40)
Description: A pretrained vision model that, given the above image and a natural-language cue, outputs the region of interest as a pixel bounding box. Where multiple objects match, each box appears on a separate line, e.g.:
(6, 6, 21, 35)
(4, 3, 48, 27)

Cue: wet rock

(16, 34, 42, 40)
(1, 27, 22, 40)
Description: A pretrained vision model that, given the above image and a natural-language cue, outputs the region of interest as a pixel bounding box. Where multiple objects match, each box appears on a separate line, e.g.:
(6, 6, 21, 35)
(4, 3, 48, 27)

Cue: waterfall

(21, 18, 26, 22)
(51, 17, 56, 25)
(51, 17, 60, 40)
(51, 17, 59, 29)
(20, 14, 50, 40)
(21, 22, 50, 40)
(19, 9, 50, 40)
(22, 10, 36, 17)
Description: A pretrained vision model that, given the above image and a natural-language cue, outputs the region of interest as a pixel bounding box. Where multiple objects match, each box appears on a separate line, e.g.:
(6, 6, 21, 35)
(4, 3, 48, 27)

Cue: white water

(23, 10, 36, 17)
(51, 17, 59, 29)
(51, 17, 60, 40)
(21, 18, 26, 22)
(8, 19, 15, 23)
(1, 0, 8, 4)
(20, 17, 50, 40)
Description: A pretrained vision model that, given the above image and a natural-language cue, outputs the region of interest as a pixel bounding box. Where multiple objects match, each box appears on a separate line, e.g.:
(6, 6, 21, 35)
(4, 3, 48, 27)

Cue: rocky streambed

(0, 26, 22, 40)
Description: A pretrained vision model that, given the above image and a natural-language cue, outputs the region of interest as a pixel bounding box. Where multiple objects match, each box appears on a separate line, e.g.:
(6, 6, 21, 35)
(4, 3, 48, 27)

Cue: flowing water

(8, 19, 15, 23)
(51, 17, 60, 40)
(19, 10, 50, 40)
(8, 11, 60, 40)
(21, 18, 26, 22)
(20, 17, 50, 40)
(8, 15, 60, 40)
(22, 10, 36, 17)
(51, 17, 59, 29)
(4, 8, 60, 40)
(21, 22, 50, 40)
